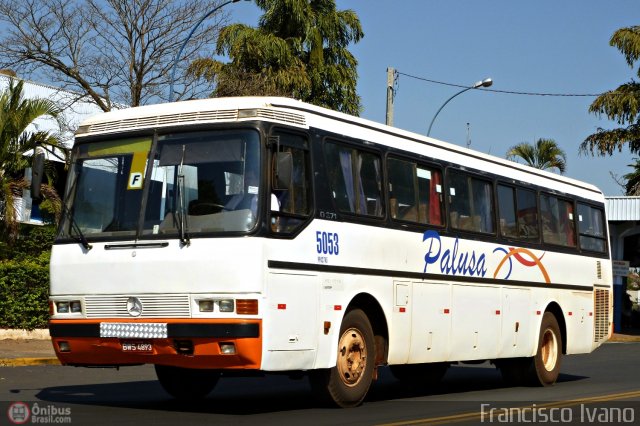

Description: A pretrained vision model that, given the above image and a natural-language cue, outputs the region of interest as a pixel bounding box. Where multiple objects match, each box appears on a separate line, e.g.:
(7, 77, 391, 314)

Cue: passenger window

(497, 185, 518, 239)
(325, 141, 383, 217)
(577, 203, 606, 252)
(447, 170, 495, 234)
(497, 185, 539, 241)
(517, 188, 539, 241)
(270, 132, 312, 234)
(540, 194, 576, 247)
(388, 157, 443, 225)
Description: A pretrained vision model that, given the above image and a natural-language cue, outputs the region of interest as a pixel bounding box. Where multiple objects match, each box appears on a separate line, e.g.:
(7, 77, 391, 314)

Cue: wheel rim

(541, 328, 558, 371)
(337, 327, 367, 387)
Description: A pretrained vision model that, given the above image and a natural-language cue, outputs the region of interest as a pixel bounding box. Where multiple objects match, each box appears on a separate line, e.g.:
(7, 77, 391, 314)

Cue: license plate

(121, 341, 153, 352)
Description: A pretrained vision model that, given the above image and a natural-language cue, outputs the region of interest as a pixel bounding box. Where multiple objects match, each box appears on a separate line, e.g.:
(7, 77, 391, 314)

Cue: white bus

(40, 97, 612, 407)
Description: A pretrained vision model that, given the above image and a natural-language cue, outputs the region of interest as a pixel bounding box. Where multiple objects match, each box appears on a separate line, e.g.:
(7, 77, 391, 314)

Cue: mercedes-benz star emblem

(126, 297, 143, 317)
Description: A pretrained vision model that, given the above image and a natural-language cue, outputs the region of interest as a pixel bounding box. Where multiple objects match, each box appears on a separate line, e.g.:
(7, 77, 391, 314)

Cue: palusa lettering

(423, 230, 487, 277)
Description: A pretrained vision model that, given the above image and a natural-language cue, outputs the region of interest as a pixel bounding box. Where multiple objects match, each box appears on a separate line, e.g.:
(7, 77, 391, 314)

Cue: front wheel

(155, 365, 220, 400)
(309, 309, 375, 408)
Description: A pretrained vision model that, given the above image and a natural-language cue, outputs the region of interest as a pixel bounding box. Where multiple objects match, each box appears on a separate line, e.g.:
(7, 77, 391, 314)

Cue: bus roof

(76, 96, 603, 198)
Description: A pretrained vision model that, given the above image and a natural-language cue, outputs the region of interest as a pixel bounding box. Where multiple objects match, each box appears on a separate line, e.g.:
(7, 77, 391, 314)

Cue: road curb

(609, 335, 640, 343)
(0, 329, 50, 340)
(0, 357, 60, 367)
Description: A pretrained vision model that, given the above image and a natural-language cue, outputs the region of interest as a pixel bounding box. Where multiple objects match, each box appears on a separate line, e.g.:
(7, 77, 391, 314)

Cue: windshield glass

(143, 130, 260, 236)
(59, 129, 261, 241)
(59, 138, 152, 239)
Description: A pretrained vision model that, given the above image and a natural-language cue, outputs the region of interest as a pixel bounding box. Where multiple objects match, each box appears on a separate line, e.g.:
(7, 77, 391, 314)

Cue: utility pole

(386, 67, 395, 126)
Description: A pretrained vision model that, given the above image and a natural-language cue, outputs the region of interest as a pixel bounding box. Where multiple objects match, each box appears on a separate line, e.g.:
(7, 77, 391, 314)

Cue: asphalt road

(1, 342, 639, 425)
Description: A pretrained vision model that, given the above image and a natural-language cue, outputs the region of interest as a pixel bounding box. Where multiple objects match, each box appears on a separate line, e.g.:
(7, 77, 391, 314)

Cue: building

(606, 196, 640, 331)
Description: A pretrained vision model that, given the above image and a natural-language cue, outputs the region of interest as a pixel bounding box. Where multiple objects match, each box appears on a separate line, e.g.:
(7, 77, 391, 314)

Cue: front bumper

(49, 318, 262, 369)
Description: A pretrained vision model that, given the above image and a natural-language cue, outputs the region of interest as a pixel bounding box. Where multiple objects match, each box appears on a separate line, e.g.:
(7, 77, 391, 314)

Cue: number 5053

(316, 231, 339, 255)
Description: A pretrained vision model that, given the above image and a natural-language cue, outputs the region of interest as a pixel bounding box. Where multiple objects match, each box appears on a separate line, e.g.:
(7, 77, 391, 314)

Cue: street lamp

(168, 0, 249, 102)
(427, 77, 493, 137)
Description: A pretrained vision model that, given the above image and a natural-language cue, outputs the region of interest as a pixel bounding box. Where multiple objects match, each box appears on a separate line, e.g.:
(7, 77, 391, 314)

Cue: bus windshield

(59, 129, 261, 241)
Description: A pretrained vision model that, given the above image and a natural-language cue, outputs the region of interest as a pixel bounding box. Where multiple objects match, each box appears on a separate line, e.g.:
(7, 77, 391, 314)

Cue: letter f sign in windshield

(128, 172, 143, 189)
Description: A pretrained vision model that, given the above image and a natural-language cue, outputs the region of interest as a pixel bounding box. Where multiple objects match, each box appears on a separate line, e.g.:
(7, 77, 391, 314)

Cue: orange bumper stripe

(50, 319, 262, 369)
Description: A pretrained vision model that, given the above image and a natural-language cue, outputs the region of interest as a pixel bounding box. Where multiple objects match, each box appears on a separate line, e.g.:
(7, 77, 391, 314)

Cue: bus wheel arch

(544, 302, 567, 355)
(498, 304, 565, 387)
(309, 293, 388, 407)
(346, 292, 389, 366)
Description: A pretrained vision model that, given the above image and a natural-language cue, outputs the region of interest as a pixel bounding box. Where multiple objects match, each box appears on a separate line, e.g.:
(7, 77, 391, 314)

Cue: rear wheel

(531, 311, 562, 386)
(155, 365, 220, 400)
(498, 311, 562, 386)
(309, 309, 375, 408)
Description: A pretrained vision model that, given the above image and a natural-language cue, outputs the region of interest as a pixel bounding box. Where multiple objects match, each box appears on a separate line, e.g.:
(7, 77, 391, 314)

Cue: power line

(397, 71, 607, 97)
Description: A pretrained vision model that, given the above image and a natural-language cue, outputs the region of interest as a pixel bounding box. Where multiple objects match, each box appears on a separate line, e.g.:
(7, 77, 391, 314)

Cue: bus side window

(325, 140, 383, 218)
(497, 185, 539, 241)
(388, 158, 416, 220)
(270, 133, 312, 234)
(388, 157, 443, 226)
(498, 185, 518, 238)
(447, 170, 495, 234)
(577, 203, 606, 252)
(540, 194, 576, 247)
(417, 167, 444, 226)
(516, 188, 539, 241)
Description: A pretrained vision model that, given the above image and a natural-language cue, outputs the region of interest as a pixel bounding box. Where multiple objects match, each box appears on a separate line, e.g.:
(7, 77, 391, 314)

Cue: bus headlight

(56, 302, 70, 314)
(219, 342, 236, 355)
(70, 301, 82, 313)
(218, 299, 234, 313)
(198, 300, 214, 312)
(56, 300, 82, 314)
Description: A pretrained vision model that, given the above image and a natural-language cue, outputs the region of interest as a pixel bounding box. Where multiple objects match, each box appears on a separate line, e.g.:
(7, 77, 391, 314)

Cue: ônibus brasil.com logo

(7, 401, 72, 424)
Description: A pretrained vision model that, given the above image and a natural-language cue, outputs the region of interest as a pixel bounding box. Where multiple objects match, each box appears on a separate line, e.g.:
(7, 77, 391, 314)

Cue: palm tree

(622, 158, 640, 195)
(188, 0, 364, 115)
(506, 138, 567, 174)
(582, 26, 640, 157)
(0, 79, 62, 242)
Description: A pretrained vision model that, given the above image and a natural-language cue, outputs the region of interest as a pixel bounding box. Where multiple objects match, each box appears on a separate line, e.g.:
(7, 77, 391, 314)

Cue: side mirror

(31, 149, 45, 203)
(272, 151, 293, 191)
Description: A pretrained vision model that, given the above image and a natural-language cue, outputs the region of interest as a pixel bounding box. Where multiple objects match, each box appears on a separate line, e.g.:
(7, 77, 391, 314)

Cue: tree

(581, 26, 640, 156)
(0, 0, 230, 111)
(0, 79, 62, 242)
(622, 158, 640, 195)
(506, 138, 567, 174)
(189, 0, 364, 115)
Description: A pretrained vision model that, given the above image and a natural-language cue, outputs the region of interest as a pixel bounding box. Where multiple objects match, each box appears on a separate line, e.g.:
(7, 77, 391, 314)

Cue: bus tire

(530, 311, 563, 386)
(498, 312, 563, 387)
(309, 309, 375, 408)
(155, 365, 220, 400)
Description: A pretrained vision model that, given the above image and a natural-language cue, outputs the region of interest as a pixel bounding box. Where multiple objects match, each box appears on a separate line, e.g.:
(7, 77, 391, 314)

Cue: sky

(231, 0, 638, 196)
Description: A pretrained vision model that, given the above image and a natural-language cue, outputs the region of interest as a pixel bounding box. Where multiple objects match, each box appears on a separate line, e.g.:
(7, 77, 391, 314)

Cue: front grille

(594, 288, 610, 342)
(85, 295, 191, 318)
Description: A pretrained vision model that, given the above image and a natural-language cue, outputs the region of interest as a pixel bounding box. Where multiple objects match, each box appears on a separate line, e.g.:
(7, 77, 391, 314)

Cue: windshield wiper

(67, 206, 93, 251)
(61, 169, 92, 251)
(177, 145, 190, 247)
